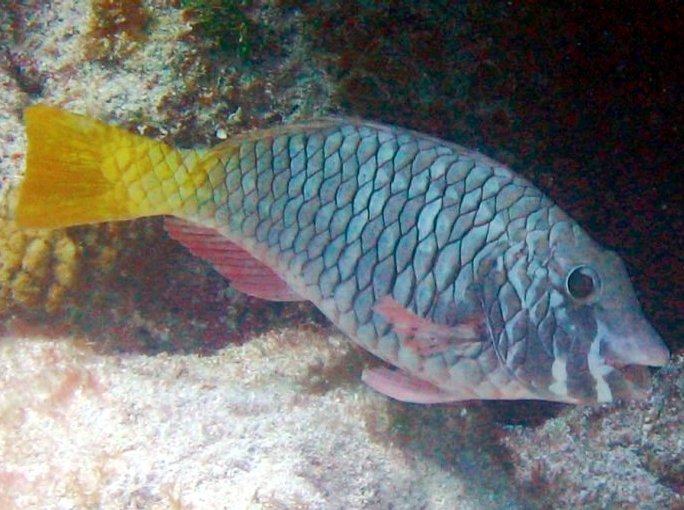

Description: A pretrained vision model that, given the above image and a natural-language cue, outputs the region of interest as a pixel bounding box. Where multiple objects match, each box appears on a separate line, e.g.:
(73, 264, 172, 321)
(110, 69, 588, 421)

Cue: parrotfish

(16, 105, 669, 404)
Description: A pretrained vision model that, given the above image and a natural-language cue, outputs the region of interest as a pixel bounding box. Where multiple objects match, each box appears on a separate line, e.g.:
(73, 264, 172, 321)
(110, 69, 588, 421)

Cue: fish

(16, 104, 670, 404)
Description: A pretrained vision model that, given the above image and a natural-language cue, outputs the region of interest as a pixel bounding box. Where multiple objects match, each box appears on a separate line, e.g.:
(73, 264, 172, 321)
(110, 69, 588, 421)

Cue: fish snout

(602, 321, 670, 368)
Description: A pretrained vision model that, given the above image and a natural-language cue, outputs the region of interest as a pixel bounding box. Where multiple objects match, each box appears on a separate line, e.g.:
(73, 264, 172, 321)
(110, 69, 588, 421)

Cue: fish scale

(17, 106, 670, 404)
(209, 122, 564, 399)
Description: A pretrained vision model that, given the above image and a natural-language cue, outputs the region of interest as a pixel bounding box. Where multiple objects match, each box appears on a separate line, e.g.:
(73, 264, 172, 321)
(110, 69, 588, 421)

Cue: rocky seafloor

(0, 1, 682, 509)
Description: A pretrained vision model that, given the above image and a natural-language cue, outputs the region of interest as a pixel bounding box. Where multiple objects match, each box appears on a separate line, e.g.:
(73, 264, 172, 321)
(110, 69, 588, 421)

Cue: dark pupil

(567, 268, 595, 299)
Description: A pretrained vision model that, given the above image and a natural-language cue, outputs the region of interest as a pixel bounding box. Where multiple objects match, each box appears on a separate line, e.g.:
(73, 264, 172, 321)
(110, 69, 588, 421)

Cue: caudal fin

(16, 105, 204, 229)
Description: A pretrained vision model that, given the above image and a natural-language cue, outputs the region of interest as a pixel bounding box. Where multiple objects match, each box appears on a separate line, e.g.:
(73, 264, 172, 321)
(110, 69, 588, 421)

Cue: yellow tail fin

(16, 105, 212, 229)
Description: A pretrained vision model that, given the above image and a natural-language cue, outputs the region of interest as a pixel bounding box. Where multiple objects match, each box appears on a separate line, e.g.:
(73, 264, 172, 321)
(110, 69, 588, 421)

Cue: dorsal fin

(164, 217, 304, 302)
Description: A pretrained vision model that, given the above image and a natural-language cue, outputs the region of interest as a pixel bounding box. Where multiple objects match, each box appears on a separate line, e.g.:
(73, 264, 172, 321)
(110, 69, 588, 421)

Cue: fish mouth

(598, 332, 668, 401)
(603, 333, 670, 368)
(585, 330, 665, 402)
(598, 306, 670, 368)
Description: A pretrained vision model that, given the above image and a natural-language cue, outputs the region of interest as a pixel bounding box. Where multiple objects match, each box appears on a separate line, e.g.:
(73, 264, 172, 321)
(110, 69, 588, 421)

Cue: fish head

(538, 224, 670, 404)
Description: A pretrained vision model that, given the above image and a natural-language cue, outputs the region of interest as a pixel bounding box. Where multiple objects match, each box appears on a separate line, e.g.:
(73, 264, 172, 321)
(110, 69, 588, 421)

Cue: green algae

(180, 0, 264, 60)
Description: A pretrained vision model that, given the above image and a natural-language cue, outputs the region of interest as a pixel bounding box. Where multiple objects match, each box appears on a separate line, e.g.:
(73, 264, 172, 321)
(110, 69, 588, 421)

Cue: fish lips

(602, 325, 670, 369)
(599, 327, 670, 401)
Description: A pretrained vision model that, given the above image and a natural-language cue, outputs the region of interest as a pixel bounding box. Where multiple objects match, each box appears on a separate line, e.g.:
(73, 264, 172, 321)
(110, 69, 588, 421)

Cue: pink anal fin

(164, 217, 304, 302)
(362, 367, 461, 404)
(373, 295, 483, 356)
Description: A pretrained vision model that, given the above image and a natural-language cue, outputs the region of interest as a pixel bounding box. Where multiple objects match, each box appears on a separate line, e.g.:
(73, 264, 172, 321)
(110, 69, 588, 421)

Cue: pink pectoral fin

(164, 217, 305, 302)
(373, 295, 483, 356)
(362, 367, 462, 404)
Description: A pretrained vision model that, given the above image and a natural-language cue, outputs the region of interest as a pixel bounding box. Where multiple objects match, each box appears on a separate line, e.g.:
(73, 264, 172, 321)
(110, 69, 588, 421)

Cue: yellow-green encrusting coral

(0, 187, 80, 314)
(0, 186, 157, 316)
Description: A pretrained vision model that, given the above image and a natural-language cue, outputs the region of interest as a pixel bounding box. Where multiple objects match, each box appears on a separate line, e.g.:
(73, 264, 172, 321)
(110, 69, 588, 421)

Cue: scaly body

(17, 106, 669, 404)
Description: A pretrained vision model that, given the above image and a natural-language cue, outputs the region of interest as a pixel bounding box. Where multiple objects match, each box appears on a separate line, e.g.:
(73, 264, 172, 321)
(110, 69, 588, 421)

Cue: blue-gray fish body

(168, 119, 669, 404)
(18, 107, 669, 404)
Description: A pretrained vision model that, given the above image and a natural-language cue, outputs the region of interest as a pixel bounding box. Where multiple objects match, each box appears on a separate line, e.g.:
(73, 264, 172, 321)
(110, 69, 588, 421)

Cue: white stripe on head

(589, 323, 614, 403)
(548, 355, 568, 397)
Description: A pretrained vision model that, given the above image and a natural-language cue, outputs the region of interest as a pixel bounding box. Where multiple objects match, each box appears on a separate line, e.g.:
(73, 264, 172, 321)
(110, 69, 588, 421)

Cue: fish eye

(566, 265, 601, 303)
